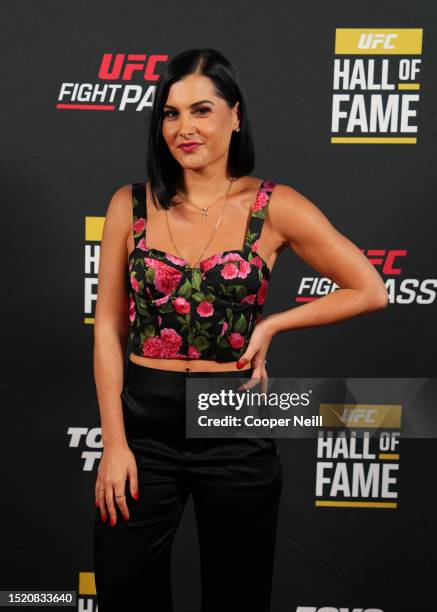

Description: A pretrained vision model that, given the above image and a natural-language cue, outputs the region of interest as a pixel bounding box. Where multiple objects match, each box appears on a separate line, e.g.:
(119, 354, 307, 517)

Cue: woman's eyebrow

(164, 99, 215, 109)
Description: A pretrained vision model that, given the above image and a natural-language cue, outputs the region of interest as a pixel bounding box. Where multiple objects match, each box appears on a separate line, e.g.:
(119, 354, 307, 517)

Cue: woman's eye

(163, 107, 210, 118)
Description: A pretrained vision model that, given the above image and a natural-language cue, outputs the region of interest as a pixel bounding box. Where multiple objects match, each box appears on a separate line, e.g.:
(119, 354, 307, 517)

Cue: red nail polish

(110, 517, 116, 526)
(133, 491, 139, 500)
(101, 514, 107, 522)
(236, 361, 244, 369)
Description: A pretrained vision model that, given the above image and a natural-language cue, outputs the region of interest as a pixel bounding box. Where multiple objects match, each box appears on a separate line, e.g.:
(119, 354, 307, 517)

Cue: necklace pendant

(201, 207, 208, 221)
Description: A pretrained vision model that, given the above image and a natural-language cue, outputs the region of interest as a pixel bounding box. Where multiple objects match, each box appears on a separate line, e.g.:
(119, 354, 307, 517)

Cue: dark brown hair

(146, 48, 255, 210)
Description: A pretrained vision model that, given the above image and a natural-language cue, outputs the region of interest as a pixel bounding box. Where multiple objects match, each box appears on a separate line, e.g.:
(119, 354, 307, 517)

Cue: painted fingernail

(110, 517, 116, 526)
(236, 360, 244, 369)
(123, 514, 129, 521)
(133, 491, 139, 500)
(101, 514, 107, 522)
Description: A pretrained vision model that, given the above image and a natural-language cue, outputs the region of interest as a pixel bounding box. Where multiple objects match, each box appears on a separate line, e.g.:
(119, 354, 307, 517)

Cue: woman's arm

(93, 184, 132, 449)
(263, 184, 389, 337)
(93, 183, 140, 525)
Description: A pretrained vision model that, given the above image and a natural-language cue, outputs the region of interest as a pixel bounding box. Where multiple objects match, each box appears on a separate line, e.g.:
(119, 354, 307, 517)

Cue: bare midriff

(129, 352, 251, 372)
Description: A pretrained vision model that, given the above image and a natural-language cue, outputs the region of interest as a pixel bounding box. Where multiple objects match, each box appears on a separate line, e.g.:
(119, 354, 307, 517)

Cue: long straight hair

(146, 48, 255, 210)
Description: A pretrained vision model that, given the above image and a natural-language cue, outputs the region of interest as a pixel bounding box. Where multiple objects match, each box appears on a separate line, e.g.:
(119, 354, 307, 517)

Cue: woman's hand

(235, 318, 276, 393)
(95, 443, 139, 526)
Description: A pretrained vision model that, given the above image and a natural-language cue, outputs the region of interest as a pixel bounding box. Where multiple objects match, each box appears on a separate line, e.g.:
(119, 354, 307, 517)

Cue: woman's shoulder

(247, 175, 302, 199)
(104, 183, 132, 213)
(265, 179, 317, 211)
(102, 184, 136, 236)
(265, 180, 331, 245)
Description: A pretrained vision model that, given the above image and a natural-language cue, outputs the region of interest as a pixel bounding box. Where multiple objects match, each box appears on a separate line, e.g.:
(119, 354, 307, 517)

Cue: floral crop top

(127, 179, 276, 362)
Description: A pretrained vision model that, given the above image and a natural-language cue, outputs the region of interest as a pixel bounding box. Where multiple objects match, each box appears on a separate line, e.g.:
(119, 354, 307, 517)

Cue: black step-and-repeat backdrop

(2, 1, 437, 611)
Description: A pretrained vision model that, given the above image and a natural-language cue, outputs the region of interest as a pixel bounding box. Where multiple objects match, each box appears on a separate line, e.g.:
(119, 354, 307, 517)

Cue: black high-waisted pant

(93, 361, 283, 612)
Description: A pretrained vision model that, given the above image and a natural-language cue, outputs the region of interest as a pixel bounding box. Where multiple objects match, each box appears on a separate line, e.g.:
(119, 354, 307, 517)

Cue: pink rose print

(160, 328, 183, 357)
(252, 187, 270, 212)
(221, 263, 239, 280)
(237, 260, 251, 279)
(166, 253, 187, 266)
(197, 300, 214, 317)
(145, 258, 183, 295)
(256, 278, 268, 305)
(155, 295, 170, 307)
(220, 252, 244, 264)
(129, 295, 136, 322)
(200, 253, 222, 271)
(228, 332, 245, 349)
(173, 297, 190, 314)
(263, 180, 276, 192)
(133, 217, 146, 234)
(142, 328, 183, 358)
(142, 336, 166, 358)
(250, 255, 263, 270)
(130, 274, 139, 292)
(188, 345, 201, 359)
(129, 181, 276, 362)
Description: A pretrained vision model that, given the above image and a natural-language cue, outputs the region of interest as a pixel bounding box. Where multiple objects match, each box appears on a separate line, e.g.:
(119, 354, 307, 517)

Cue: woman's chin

(179, 159, 208, 169)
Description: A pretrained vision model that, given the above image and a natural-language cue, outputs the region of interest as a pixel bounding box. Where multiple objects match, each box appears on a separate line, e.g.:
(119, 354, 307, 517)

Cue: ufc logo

(341, 407, 378, 424)
(358, 33, 398, 49)
(98, 53, 168, 81)
(361, 249, 407, 275)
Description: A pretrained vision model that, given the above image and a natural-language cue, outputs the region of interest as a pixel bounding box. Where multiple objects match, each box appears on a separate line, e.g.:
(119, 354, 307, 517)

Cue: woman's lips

(179, 143, 202, 153)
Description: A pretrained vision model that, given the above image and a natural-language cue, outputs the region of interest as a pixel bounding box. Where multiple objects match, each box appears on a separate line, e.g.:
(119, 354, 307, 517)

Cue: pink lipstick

(179, 143, 202, 153)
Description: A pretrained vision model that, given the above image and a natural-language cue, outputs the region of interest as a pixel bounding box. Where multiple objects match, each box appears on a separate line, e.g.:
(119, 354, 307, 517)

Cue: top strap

(243, 180, 276, 255)
(132, 182, 147, 249)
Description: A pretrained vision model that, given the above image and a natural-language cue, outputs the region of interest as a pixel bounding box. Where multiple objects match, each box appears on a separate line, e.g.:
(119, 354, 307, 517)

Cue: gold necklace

(174, 181, 230, 221)
(165, 178, 235, 269)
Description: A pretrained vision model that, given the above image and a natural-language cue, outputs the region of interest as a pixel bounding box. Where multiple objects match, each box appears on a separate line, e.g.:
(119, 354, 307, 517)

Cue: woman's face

(161, 73, 239, 171)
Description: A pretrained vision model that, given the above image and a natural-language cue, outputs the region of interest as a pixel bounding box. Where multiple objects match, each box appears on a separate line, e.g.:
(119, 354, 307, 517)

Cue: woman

(93, 48, 388, 612)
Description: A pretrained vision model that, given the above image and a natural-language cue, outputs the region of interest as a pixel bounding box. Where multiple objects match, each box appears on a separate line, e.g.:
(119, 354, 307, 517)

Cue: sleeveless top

(127, 179, 277, 362)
